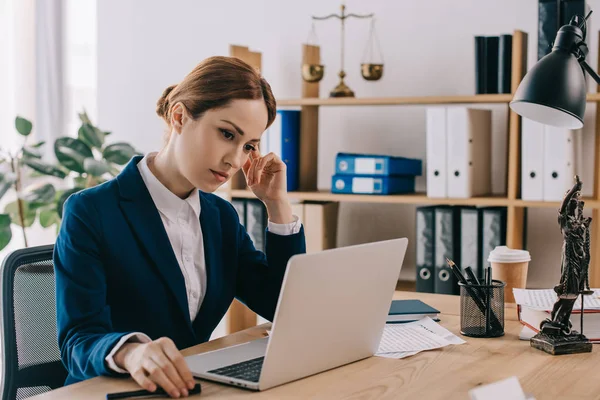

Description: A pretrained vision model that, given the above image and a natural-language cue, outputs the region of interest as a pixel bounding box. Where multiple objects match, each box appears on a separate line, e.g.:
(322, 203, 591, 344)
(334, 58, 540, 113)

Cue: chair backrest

(0, 245, 67, 400)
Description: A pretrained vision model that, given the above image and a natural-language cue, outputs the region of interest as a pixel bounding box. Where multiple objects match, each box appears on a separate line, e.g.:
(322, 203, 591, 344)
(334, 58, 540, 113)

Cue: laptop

(185, 237, 408, 391)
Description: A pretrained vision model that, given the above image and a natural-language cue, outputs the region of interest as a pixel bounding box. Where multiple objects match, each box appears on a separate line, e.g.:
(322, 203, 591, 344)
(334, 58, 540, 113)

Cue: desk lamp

(510, 11, 596, 355)
(510, 11, 595, 129)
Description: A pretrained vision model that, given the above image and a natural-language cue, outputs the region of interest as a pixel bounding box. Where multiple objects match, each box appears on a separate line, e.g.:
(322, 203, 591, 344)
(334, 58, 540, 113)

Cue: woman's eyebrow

(221, 119, 260, 143)
(221, 119, 245, 136)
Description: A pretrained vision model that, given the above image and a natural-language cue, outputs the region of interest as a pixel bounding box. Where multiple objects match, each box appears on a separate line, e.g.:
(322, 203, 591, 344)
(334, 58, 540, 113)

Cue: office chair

(0, 245, 67, 399)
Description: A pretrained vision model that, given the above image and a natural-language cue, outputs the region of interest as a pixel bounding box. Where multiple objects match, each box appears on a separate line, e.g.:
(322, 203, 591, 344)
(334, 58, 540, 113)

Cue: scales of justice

(302, 4, 384, 97)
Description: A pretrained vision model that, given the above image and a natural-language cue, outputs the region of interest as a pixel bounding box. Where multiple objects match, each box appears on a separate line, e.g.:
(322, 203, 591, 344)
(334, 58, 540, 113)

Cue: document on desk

(513, 288, 600, 310)
(376, 317, 465, 359)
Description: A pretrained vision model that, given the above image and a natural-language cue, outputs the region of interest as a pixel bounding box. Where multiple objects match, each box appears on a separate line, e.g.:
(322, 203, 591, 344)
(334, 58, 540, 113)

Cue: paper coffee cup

(487, 246, 531, 304)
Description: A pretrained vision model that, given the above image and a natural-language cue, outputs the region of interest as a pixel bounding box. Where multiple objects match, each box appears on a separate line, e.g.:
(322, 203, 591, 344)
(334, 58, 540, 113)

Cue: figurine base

(530, 331, 592, 355)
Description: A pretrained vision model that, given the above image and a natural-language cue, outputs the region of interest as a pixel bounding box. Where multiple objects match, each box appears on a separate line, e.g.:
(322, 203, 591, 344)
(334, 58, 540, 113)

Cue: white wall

(97, 0, 600, 289)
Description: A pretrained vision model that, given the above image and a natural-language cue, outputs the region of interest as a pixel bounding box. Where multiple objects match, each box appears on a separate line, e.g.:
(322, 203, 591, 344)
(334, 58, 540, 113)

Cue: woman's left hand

(242, 150, 287, 203)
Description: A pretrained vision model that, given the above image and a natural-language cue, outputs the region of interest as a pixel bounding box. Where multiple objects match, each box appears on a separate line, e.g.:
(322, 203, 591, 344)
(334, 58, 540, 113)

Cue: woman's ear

(171, 102, 188, 134)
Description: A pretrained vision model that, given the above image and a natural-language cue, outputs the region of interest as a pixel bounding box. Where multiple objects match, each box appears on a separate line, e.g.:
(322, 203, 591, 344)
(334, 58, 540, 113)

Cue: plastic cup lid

(487, 246, 531, 263)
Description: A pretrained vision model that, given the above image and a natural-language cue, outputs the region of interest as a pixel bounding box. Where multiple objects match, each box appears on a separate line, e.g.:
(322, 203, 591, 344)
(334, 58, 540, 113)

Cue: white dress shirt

(105, 153, 302, 372)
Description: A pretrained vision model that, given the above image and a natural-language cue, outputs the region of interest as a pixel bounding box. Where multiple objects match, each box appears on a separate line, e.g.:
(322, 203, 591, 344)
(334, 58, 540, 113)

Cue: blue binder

(334, 153, 422, 176)
(264, 110, 300, 191)
(331, 174, 415, 195)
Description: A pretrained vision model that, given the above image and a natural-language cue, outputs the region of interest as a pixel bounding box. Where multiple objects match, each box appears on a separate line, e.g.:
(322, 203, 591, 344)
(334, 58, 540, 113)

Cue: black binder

(416, 206, 436, 293)
(538, 0, 586, 60)
(434, 206, 462, 295)
(474, 36, 487, 94)
(480, 207, 507, 271)
(460, 207, 483, 280)
(246, 199, 267, 252)
(497, 34, 513, 94)
(485, 36, 499, 94)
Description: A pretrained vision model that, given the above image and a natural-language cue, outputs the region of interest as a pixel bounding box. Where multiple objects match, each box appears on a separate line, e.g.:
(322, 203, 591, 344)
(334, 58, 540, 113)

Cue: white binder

(543, 126, 576, 201)
(446, 108, 492, 198)
(521, 118, 545, 201)
(426, 107, 447, 198)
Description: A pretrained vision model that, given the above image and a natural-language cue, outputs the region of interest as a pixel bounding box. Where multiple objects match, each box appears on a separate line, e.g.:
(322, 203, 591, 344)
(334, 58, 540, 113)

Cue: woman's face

(172, 98, 268, 193)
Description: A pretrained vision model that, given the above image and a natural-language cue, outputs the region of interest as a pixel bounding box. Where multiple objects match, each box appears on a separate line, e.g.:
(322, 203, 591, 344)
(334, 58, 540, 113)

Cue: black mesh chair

(0, 245, 67, 399)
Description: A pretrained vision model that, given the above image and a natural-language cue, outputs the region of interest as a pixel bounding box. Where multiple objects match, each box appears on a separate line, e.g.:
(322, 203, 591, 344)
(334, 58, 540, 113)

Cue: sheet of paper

(376, 317, 464, 355)
(416, 315, 466, 345)
(513, 288, 600, 310)
(375, 351, 419, 359)
(469, 376, 528, 400)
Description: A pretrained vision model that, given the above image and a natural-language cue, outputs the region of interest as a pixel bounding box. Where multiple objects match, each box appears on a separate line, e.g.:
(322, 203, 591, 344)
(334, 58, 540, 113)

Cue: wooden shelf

(278, 94, 513, 107)
(278, 92, 600, 107)
(230, 190, 600, 209)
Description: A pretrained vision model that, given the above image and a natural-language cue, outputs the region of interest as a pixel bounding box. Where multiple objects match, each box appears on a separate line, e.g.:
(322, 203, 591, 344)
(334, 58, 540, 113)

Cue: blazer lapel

(116, 156, 193, 331)
(193, 193, 223, 331)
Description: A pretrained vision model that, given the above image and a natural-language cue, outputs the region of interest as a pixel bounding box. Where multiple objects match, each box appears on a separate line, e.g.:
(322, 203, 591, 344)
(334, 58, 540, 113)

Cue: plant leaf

(15, 116, 33, 136)
(30, 141, 46, 148)
(39, 208, 60, 228)
(22, 146, 43, 159)
(78, 110, 92, 125)
(78, 123, 105, 149)
(0, 172, 16, 201)
(102, 143, 137, 165)
(56, 188, 82, 219)
(4, 200, 36, 228)
(0, 214, 11, 250)
(21, 158, 67, 179)
(84, 158, 111, 177)
(54, 137, 93, 173)
(21, 183, 56, 205)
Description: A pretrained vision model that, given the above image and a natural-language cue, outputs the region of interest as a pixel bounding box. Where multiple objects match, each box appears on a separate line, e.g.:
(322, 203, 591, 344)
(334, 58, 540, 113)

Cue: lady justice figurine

(531, 175, 594, 355)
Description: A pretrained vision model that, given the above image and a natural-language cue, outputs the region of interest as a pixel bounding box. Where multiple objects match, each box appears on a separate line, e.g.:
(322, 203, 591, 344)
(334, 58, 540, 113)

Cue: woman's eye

(244, 144, 256, 152)
(220, 129, 235, 140)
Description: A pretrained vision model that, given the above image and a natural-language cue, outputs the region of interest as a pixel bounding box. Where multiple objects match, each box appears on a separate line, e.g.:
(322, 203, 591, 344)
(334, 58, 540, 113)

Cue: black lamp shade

(510, 49, 587, 129)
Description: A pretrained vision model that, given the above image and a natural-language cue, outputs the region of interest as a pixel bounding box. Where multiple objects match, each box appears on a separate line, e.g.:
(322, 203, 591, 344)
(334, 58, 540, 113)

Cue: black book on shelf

(497, 34, 513, 94)
(474, 36, 487, 94)
(484, 36, 499, 94)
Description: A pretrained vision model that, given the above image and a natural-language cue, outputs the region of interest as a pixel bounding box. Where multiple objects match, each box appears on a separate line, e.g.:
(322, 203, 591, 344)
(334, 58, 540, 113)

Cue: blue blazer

(54, 156, 306, 385)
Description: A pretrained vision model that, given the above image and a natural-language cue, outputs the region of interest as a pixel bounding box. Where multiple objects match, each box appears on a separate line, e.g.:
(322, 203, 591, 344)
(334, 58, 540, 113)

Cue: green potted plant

(0, 112, 141, 251)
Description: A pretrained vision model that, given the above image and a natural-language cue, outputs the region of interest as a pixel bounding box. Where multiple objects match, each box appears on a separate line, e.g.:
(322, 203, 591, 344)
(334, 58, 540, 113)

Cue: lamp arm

(580, 60, 600, 85)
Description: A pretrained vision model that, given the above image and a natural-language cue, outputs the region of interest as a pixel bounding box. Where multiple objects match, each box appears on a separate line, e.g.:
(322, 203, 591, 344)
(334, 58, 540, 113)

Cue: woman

(54, 56, 306, 398)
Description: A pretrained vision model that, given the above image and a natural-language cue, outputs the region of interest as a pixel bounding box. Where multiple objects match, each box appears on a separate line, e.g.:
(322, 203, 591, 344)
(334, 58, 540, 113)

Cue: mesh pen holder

(458, 279, 506, 338)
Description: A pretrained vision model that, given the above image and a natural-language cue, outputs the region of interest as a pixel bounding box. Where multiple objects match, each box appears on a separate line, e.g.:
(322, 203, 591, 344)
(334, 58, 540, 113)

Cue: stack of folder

(331, 153, 422, 195)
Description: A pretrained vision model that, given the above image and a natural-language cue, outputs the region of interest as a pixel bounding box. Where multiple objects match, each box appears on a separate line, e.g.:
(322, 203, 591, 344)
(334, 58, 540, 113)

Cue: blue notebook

(335, 153, 422, 176)
(387, 299, 440, 323)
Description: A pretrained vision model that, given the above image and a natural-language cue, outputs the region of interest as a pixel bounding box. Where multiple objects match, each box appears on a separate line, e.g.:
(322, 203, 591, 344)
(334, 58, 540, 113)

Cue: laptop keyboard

(207, 356, 265, 383)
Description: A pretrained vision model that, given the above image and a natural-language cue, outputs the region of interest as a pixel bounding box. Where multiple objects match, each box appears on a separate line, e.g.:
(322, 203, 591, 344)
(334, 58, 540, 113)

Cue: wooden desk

(32, 292, 600, 400)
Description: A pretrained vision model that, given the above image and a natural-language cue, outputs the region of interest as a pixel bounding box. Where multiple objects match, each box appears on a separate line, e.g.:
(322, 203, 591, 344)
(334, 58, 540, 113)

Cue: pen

(106, 383, 202, 399)
(446, 258, 502, 333)
(464, 266, 480, 285)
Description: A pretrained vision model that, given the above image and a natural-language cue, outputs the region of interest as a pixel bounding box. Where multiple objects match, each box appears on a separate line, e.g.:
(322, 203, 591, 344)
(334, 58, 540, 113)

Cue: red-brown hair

(156, 56, 276, 132)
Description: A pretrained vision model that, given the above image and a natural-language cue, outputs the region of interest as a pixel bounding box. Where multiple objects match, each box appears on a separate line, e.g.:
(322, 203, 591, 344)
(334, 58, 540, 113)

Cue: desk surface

(32, 292, 600, 400)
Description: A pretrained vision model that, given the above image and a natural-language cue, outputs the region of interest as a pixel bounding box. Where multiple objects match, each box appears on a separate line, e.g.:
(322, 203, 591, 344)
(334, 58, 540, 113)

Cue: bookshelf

(223, 30, 600, 333)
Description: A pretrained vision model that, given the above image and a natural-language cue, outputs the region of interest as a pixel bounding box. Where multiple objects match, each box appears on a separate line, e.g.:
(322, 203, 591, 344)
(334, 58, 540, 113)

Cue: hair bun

(156, 84, 177, 119)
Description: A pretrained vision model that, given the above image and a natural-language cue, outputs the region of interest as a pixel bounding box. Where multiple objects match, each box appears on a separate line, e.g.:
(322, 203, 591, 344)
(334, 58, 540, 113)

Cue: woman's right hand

(114, 337, 196, 398)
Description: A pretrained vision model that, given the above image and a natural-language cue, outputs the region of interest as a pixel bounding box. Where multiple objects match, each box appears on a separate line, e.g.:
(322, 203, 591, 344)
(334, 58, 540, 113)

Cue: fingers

(162, 339, 196, 390)
(247, 157, 258, 186)
(131, 368, 157, 393)
(150, 353, 188, 397)
(241, 157, 252, 178)
(143, 357, 181, 398)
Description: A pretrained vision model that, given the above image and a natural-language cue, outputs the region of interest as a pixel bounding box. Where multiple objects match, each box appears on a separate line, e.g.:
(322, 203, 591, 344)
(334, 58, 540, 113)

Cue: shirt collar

(137, 153, 200, 222)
